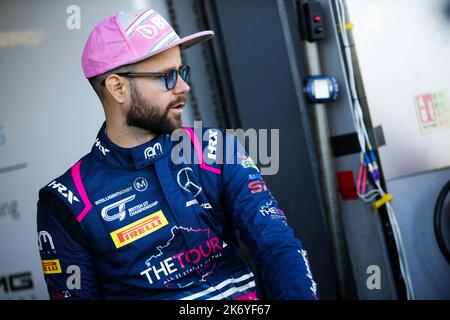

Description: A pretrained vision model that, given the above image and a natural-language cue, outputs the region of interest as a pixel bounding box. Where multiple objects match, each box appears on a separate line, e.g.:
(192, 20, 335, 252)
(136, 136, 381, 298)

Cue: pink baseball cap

(81, 9, 214, 78)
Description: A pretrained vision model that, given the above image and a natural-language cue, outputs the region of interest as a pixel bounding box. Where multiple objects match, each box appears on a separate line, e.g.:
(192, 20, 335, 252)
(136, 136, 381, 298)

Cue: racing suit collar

(91, 122, 171, 170)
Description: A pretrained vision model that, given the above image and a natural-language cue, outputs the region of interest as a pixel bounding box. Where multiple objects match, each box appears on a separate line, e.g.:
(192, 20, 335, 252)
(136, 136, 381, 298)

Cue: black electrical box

(300, 1, 325, 42)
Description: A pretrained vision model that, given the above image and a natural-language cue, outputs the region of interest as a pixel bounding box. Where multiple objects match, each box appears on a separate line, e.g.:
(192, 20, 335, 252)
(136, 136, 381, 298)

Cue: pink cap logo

(135, 16, 171, 39)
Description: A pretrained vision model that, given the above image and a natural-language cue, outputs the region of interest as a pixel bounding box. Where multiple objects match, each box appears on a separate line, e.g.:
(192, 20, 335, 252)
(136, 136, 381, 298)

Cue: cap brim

(179, 30, 215, 49)
(125, 30, 214, 67)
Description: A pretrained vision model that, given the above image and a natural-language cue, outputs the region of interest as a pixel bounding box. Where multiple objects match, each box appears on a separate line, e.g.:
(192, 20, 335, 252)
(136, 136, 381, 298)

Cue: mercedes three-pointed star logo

(176, 167, 202, 197)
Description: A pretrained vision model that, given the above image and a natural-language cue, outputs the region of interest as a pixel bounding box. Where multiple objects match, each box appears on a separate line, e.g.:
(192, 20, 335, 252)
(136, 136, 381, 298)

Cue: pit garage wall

(317, 0, 399, 299)
(387, 168, 450, 299)
(333, 0, 450, 298)
(0, 0, 218, 299)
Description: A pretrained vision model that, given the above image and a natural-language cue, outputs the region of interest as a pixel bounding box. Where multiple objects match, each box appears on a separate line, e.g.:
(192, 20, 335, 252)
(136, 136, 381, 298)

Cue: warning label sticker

(415, 91, 450, 134)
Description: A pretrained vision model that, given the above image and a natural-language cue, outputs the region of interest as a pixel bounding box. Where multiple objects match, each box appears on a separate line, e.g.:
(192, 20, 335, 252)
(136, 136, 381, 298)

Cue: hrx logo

(95, 138, 110, 156)
(207, 130, 218, 160)
(48, 181, 80, 204)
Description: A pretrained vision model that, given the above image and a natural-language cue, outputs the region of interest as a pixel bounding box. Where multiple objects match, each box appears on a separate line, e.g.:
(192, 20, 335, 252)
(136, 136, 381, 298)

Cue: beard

(126, 80, 184, 135)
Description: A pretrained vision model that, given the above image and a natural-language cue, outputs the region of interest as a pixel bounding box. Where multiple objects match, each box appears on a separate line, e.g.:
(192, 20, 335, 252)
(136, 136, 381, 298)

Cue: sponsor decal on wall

(0, 272, 34, 295)
(0, 200, 21, 221)
(0, 126, 5, 145)
(415, 91, 450, 134)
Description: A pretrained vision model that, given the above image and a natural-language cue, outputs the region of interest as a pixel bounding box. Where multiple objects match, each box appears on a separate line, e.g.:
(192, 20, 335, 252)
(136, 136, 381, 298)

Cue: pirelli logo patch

(41, 259, 62, 274)
(110, 210, 168, 248)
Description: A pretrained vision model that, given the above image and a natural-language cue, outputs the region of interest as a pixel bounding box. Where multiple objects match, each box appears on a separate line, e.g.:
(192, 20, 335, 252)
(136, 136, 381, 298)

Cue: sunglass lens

(180, 66, 189, 82)
(166, 69, 177, 90)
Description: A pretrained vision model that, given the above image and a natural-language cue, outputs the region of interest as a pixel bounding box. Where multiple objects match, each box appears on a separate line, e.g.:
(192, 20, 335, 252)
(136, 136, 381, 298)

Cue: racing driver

(36, 9, 319, 300)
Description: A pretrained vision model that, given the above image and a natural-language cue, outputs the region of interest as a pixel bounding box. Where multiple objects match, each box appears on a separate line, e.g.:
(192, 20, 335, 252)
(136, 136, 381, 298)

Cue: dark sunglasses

(102, 65, 190, 90)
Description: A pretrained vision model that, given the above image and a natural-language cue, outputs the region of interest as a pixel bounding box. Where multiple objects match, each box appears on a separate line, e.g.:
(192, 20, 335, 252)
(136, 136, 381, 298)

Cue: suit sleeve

(37, 192, 102, 299)
(222, 133, 319, 300)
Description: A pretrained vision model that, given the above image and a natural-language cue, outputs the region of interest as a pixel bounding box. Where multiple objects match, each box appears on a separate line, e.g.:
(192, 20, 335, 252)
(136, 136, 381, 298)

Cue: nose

(173, 73, 190, 94)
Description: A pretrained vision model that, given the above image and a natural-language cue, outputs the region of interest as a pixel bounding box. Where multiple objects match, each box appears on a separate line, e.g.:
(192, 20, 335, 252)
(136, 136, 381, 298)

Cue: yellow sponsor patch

(41, 259, 62, 274)
(110, 210, 168, 248)
(241, 156, 259, 172)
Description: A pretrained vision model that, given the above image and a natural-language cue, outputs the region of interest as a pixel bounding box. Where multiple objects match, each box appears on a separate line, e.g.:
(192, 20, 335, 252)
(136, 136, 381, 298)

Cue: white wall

(344, 0, 450, 298)
(346, 0, 450, 180)
(0, 0, 193, 300)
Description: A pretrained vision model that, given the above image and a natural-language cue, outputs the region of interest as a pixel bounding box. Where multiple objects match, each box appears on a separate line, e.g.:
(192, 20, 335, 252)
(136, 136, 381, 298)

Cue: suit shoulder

(38, 154, 92, 213)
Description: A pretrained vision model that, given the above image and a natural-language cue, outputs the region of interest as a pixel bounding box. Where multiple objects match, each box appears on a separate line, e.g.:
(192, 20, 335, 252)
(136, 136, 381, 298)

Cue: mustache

(168, 96, 186, 109)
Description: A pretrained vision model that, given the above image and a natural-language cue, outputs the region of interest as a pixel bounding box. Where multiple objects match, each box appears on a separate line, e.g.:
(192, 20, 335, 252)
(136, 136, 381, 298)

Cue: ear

(104, 75, 129, 104)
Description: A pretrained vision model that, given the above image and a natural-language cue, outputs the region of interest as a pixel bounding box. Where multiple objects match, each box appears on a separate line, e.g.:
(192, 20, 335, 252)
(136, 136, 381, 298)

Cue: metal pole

(301, 39, 356, 299)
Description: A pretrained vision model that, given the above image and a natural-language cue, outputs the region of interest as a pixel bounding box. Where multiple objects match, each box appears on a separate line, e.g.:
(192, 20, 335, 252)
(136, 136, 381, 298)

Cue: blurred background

(0, 0, 449, 300)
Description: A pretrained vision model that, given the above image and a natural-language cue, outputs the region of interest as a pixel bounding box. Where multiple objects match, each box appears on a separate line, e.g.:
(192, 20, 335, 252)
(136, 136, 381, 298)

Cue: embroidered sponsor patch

(110, 210, 168, 248)
(42, 259, 62, 274)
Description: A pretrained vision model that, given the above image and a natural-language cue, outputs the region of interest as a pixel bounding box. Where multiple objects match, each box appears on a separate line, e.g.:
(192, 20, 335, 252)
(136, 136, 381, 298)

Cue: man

(36, 9, 318, 300)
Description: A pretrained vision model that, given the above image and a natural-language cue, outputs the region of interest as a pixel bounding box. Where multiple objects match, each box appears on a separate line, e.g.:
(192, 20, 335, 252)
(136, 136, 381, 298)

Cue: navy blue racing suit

(36, 123, 319, 300)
